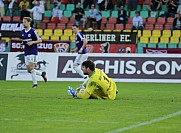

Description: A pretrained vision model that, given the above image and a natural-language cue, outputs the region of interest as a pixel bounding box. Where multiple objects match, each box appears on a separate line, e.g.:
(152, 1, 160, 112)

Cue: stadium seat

(70, 35, 76, 42)
(130, 11, 136, 17)
(162, 30, 171, 38)
(44, 10, 52, 17)
(142, 30, 152, 38)
(127, 18, 133, 24)
(148, 43, 156, 48)
(2, 16, 11, 22)
(178, 43, 181, 48)
(152, 30, 161, 37)
(140, 37, 149, 43)
(170, 36, 179, 44)
(54, 29, 63, 36)
(12, 16, 20, 22)
(137, 30, 142, 38)
(60, 35, 70, 40)
(115, 24, 124, 30)
(167, 17, 174, 25)
(111, 11, 118, 18)
(61, 17, 69, 24)
(145, 24, 154, 30)
(36, 29, 43, 36)
(66, 4, 75, 11)
(101, 17, 107, 24)
(158, 11, 165, 17)
(101, 11, 110, 18)
(44, 29, 53, 36)
(50, 35, 60, 40)
(154, 24, 163, 30)
(1, 37, 10, 43)
(66, 23, 74, 29)
(42, 16, 50, 23)
(168, 43, 177, 48)
(47, 23, 56, 29)
(158, 43, 167, 48)
(140, 11, 148, 18)
(50, 17, 59, 24)
(172, 30, 181, 38)
(157, 17, 166, 24)
(69, 17, 75, 23)
(149, 36, 159, 44)
(40, 22, 46, 29)
(137, 42, 147, 53)
(63, 11, 72, 17)
(59, 4, 65, 10)
(164, 24, 172, 30)
(106, 24, 115, 30)
(147, 18, 156, 24)
(142, 4, 149, 11)
(125, 24, 132, 30)
(108, 17, 117, 24)
(57, 23, 66, 29)
(160, 37, 169, 44)
(64, 29, 72, 36)
(136, 5, 142, 11)
(41, 35, 49, 40)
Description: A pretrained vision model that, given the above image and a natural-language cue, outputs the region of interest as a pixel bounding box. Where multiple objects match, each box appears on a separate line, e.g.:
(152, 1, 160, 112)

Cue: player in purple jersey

(21, 17, 47, 88)
(71, 24, 89, 87)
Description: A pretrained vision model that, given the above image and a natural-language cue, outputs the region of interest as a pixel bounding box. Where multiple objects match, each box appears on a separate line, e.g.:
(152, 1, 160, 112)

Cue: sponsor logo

(10, 53, 48, 79)
(0, 23, 24, 32)
(57, 56, 181, 79)
(54, 43, 69, 53)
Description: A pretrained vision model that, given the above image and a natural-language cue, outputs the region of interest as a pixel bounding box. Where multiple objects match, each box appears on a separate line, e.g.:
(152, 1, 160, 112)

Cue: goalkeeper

(68, 60, 118, 100)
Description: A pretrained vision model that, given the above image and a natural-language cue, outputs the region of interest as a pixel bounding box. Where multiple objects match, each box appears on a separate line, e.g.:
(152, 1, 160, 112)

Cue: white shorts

(74, 54, 88, 66)
(25, 55, 37, 66)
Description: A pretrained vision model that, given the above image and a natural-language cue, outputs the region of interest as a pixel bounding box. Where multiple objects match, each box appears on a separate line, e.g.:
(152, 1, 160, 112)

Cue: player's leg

(73, 54, 88, 78)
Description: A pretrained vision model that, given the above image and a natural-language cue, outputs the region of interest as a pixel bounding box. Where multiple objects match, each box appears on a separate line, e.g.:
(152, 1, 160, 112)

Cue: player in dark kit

(21, 17, 47, 88)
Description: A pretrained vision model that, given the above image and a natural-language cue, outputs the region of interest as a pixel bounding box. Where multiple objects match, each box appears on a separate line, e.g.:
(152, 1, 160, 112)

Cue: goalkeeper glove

(68, 86, 77, 98)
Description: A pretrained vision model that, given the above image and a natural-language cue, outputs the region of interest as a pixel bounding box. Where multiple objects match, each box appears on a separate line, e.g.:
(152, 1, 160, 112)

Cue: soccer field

(0, 81, 181, 133)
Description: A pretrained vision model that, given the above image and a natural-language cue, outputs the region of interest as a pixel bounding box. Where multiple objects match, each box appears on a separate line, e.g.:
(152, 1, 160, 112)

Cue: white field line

(0, 118, 118, 124)
(105, 110, 181, 133)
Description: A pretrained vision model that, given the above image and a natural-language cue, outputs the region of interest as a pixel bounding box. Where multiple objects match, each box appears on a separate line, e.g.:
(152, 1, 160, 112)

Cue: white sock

(34, 69, 42, 76)
(74, 66, 84, 78)
(31, 69, 37, 85)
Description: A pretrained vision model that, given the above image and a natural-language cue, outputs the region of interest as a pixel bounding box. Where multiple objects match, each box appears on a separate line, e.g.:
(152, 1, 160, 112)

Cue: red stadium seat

(154, 24, 163, 30)
(2, 16, 11, 22)
(47, 23, 56, 29)
(40, 22, 46, 29)
(164, 24, 172, 30)
(67, 23, 74, 29)
(42, 16, 50, 23)
(61, 17, 69, 24)
(69, 17, 75, 23)
(125, 24, 132, 30)
(157, 17, 166, 25)
(50, 17, 60, 24)
(115, 24, 124, 30)
(12, 16, 20, 22)
(108, 17, 117, 24)
(147, 17, 156, 24)
(166, 17, 174, 25)
(101, 17, 107, 24)
(127, 18, 133, 24)
(145, 24, 154, 30)
(106, 23, 115, 30)
(57, 23, 66, 29)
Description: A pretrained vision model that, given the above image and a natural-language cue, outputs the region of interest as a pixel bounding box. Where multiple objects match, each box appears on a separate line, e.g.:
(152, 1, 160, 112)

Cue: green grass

(0, 81, 181, 133)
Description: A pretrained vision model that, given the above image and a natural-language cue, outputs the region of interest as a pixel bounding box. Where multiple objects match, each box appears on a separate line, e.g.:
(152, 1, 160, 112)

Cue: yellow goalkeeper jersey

(77, 68, 117, 100)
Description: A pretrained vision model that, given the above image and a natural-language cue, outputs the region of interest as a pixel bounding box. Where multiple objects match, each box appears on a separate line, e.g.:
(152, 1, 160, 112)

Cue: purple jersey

(21, 27, 41, 56)
(76, 32, 87, 54)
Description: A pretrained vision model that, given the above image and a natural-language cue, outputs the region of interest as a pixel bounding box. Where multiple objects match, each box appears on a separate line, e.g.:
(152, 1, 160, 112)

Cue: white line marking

(105, 110, 181, 133)
(0, 118, 118, 124)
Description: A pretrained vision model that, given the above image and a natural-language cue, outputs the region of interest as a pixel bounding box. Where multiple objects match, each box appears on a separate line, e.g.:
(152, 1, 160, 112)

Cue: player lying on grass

(68, 60, 118, 100)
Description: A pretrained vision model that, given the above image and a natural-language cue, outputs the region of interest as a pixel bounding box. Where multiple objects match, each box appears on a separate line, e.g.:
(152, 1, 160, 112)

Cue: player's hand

(27, 41, 34, 46)
(68, 86, 77, 97)
(78, 49, 82, 53)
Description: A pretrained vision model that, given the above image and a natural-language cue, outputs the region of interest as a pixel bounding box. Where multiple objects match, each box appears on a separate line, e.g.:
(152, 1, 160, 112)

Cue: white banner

(6, 52, 181, 83)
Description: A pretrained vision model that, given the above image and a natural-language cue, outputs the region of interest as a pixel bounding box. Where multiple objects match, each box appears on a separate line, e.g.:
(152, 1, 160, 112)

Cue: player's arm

(79, 38, 87, 53)
(70, 47, 78, 53)
(27, 30, 42, 46)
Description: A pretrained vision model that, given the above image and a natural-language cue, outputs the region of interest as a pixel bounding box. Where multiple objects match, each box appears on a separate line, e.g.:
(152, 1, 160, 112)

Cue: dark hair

(72, 24, 79, 28)
(82, 60, 95, 71)
(135, 11, 140, 15)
